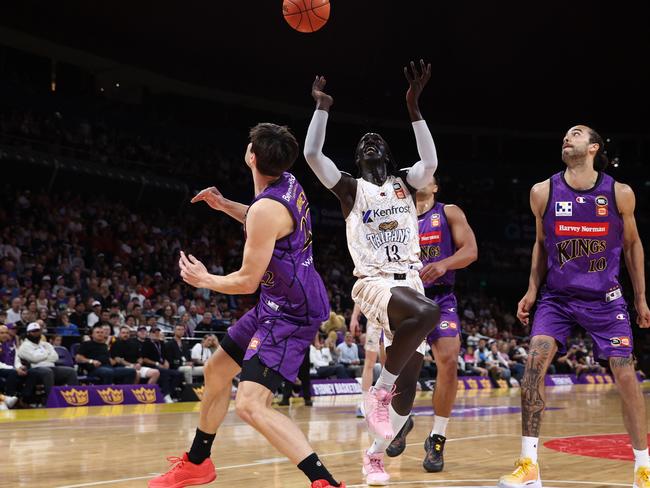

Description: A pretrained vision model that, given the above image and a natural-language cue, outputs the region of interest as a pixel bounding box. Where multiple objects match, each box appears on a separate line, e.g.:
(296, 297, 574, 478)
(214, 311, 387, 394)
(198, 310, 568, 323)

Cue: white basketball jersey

(345, 176, 422, 278)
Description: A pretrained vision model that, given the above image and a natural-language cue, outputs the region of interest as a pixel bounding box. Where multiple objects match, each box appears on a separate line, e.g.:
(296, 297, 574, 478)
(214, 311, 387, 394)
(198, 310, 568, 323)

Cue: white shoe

(164, 394, 174, 404)
(0, 403, 7, 411)
(3, 396, 18, 409)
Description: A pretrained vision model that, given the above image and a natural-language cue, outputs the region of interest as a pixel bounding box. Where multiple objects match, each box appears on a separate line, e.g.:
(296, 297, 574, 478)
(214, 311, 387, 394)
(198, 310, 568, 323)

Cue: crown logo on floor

(132, 387, 157, 404)
(61, 388, 89, 406)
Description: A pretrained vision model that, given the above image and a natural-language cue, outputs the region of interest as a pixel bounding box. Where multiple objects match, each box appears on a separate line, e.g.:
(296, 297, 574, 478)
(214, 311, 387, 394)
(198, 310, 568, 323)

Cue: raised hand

(311, 75, 334, 111)
(191, 186, 227, 212)
(404, 59, 432, 106)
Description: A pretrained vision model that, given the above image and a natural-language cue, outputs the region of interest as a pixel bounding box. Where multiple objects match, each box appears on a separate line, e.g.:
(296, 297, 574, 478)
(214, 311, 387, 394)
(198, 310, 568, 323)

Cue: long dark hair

(588, 127, 609, 171)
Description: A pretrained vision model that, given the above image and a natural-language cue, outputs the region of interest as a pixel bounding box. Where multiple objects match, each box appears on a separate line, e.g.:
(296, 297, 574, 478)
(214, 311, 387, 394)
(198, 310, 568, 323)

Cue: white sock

(430, 416, 449, 437)
(375, 368, 398, 391)
(521, 436, 539, 464)
(634, 448, 650, 471)
(367, 406, 410, 454)
(390, 405, 410, 438)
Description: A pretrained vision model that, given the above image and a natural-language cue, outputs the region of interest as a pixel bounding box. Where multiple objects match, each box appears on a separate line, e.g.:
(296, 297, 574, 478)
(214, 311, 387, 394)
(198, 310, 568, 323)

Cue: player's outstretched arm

(191, 186, 249, 224)
(617, 183, 650, 328)
(179, 199, 289, 295)
(402, 60, 438, 190)
(304, 75, 357, 216)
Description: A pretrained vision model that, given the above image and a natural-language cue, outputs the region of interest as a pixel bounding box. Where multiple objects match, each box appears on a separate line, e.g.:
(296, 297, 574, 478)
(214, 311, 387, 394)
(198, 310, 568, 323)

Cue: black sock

(187, 428, 216, 465)
(297, 452, 339, 486)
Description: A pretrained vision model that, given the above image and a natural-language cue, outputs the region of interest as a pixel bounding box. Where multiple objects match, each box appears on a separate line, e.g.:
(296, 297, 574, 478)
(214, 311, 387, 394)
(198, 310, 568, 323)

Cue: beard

(562, 145, 588, 165)
(27, 334, 41, 344)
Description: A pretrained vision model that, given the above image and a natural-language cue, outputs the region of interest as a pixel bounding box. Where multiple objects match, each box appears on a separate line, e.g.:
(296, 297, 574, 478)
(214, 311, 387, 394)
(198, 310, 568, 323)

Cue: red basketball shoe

(148, 453, 216, 488)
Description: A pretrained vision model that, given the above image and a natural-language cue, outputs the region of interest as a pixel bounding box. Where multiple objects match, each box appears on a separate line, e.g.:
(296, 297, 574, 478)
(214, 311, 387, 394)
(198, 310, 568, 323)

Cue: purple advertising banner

(46, 385, 162, 408)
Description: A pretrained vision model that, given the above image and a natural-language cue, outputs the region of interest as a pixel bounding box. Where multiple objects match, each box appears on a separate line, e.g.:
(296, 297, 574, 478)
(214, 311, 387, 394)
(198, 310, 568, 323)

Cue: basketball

(283, 0, 330, 33)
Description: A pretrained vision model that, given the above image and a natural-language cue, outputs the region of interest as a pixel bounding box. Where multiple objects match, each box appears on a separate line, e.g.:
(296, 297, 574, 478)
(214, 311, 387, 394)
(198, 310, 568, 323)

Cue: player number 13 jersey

(345, 176, 422, 278)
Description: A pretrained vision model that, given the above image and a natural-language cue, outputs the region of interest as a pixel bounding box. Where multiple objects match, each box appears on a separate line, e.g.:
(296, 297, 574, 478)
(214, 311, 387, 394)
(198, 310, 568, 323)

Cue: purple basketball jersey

(248, 172, 329, 323)
(542, 171, 624, 303)
(418, 202, 456, 287)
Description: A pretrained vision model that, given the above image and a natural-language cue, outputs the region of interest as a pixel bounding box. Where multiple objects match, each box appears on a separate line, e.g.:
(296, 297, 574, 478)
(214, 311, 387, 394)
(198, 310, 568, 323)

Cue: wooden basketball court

(3, 383, 647, 488)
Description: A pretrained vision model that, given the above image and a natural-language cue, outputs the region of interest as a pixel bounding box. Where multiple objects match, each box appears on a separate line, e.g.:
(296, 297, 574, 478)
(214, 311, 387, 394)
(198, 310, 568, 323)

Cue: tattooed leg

(610, 355, 648, 450)
(520, 335, 557, 437)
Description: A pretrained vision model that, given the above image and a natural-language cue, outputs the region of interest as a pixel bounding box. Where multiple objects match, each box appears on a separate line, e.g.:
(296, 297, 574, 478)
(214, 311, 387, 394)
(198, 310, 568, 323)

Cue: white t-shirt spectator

(6, 308, 22, 326)
(310, 345, 333, 369)
(191, 342, 213, 364)
(87, 312, 100, 328)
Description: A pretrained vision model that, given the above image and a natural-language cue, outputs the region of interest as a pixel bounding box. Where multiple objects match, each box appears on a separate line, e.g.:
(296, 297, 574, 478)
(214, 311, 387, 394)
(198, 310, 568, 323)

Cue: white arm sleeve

(303, 110, 343, 189)
(405, 119, 438, 190)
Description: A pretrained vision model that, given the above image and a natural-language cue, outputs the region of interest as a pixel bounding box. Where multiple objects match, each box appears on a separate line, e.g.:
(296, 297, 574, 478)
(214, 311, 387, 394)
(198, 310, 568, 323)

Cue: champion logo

(576, 196, 587, 204)
(616, 313, 626, 320)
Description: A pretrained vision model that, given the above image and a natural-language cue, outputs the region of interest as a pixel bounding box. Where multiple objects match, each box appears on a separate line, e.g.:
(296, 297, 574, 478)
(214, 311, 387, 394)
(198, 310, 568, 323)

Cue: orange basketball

(282, 0, 330, 33)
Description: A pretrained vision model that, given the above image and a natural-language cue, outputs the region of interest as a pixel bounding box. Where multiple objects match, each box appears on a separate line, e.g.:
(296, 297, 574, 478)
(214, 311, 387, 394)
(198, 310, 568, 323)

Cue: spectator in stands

(556, 344, 581, 375)
(0, 325, 19, 408)
(310, 334, 348, 379)
(421, 345, 437, 378)
(336, 332, 362, 378)
(463, 345, 488, 376)
(486, 341, 512, 386)
(194, 312, 215, 337)
(178, 312, 195, 337)
(142, 327, 183, 400)
(474, 338, 490, 368)
(164, 325, 202, 385)
(50, 335, 63, 347)
(499, 340, 525, 382)
(75, 324, 137, 384)
(56, 312, 80, 337)
(6, 297, 22, 326)
(157, 305, 175, 334)
(324, 330, 341, 363)
(87, 301, 101, 328)
(466, 325, 482, 348)
(17, 322, 79, 399)
(110, 326, 161, 385)
(190, 334, 218, 366)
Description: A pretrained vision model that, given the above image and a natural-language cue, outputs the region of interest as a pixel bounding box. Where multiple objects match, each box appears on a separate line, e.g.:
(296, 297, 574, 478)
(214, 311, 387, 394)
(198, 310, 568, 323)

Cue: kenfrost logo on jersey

(555, 222, 609, 237)
(362, 205, 411, 224)
(555, 201, 573, 216)
(576, 196, 587, 203)
(366, 228, 411, 249)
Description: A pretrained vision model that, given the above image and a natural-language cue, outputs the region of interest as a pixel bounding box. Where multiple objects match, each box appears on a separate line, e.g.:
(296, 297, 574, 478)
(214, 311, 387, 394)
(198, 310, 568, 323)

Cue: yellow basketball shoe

(634, 466, 650, 488)
(498, 457, 541, 488)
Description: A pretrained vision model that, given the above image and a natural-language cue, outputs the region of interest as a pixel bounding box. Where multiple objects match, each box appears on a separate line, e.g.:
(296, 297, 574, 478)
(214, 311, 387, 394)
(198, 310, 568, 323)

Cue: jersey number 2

(385, 245, 401, 262)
